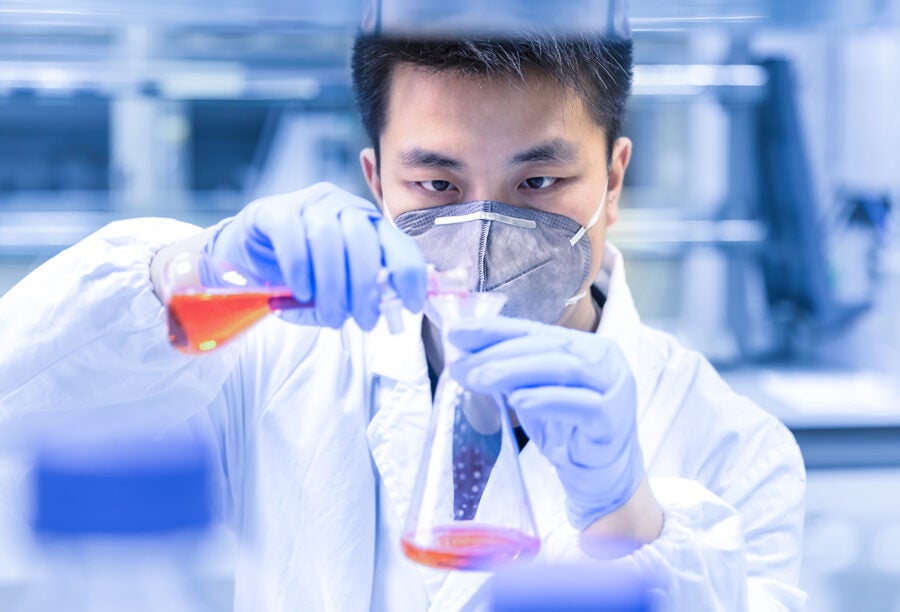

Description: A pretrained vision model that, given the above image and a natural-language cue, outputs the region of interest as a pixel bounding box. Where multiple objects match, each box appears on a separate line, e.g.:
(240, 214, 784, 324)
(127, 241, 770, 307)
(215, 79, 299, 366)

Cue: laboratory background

(0, 0, 898, 610)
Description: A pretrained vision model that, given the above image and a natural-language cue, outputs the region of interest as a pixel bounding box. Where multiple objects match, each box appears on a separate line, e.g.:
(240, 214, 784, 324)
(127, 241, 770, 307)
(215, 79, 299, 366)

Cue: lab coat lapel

(596, 242, 667, 468)
(366, 309, 431, 522)
(594, 243, 642, 375)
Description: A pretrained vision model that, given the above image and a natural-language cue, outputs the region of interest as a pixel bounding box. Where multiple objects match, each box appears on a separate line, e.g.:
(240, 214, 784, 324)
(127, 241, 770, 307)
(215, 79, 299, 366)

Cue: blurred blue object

(22, 434, 217, 612)
(757, 58, 888, 332)
(33, 434, 211, 535)
(363, 0, 630, 37)
(487, 560, 655, 611)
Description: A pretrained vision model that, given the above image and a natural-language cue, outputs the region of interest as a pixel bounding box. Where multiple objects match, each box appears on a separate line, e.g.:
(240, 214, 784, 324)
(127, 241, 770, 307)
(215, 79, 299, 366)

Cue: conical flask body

(402, 293, 540, 571)
(162, 252, 309, 354)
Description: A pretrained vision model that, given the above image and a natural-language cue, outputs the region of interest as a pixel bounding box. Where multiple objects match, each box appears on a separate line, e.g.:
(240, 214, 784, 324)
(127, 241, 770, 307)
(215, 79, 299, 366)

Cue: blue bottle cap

(33, 435, 212, 536)
(488, 561, 655, 611)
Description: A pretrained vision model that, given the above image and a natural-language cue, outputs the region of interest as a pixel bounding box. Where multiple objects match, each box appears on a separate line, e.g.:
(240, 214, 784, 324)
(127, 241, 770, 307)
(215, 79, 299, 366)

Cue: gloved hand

(448, 316, 645, 530)
(206, 182, 427, 330)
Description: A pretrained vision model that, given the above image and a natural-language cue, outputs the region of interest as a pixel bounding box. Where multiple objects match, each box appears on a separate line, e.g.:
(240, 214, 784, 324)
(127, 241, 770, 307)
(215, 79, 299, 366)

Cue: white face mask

(391, 180, 608, 324)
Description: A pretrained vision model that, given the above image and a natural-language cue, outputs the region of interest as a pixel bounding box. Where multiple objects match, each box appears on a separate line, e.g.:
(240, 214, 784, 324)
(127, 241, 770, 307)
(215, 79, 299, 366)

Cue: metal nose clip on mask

(392, 182, 608, 324)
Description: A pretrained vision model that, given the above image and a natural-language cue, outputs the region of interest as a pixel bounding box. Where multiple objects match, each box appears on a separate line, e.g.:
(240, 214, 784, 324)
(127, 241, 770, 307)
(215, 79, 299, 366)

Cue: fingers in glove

(303, 202, 348, 328)
(263, 211, 314, 302)
(340, 208, 382, 331)
(452, 335, 624, 392)
(232, 224, 284, 286)
(377, 220, 427, 313)
(452, 348, 593, 393)
(447, 316, 543, 352)
(507, 386, 619, 463)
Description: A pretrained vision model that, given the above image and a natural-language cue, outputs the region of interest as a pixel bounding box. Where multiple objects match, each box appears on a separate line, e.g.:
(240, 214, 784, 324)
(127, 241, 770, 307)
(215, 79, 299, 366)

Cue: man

(0, 29, 805, 612)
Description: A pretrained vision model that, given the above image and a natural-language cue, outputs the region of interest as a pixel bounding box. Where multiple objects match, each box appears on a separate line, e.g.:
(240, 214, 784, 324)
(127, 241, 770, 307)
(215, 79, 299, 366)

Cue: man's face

(361, 63, 631, 329)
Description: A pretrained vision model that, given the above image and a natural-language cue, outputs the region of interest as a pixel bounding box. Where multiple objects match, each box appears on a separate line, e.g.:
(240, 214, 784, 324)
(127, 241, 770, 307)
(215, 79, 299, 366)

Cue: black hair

(351, 33, 633, 161)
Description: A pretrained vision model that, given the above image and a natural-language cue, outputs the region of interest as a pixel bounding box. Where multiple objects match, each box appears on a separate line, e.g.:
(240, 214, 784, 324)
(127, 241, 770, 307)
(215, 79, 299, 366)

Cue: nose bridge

(465, 173, 510, 204)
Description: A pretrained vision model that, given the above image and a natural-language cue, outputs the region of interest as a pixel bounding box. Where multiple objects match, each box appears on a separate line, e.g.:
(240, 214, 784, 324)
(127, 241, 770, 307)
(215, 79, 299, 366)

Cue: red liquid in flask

(401, 524, 540, 571)
(168, 290, 306, 354)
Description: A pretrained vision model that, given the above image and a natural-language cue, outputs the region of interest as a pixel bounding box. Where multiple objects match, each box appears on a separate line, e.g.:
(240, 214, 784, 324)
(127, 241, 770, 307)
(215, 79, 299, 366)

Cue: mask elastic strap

(563, 172, 611, 309)
(382, 199, 397, 226)
(565, 291, 588, 307)
(568, 176, 610, 247)
(434, 210, 536, 228)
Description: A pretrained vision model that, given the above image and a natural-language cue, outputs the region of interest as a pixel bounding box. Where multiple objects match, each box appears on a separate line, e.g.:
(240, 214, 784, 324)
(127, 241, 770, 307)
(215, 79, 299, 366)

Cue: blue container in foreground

(20, 434, 216, 612)
(488, 561, 655, 612)
(33, 434, 212, 536)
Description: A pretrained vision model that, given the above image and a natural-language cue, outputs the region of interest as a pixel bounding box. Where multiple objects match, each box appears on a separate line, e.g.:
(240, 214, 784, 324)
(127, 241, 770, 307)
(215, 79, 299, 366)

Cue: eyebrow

(398, 147, 465, 171)
(510, 139, 579, 165)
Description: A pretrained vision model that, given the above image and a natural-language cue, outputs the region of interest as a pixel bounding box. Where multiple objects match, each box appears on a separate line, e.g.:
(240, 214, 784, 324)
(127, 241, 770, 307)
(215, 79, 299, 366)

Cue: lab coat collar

(594, 242, 643, 387)
(596, 243, 669, 468)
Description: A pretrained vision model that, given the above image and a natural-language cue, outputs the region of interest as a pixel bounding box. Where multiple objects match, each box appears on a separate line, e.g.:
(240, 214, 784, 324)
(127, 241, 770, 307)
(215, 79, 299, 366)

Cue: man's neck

(560, 291, 601, 333)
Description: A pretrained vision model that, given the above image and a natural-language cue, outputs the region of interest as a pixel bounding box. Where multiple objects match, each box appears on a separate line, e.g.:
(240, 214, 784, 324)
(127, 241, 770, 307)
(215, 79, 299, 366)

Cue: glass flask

(162, 251, 313, 354)
(401, 292, 540, 571)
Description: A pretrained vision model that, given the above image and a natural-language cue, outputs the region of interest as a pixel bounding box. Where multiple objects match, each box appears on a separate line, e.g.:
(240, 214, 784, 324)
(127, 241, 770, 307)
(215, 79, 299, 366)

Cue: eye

(420, 180, 454, 192)
(521, 177, 558, 190)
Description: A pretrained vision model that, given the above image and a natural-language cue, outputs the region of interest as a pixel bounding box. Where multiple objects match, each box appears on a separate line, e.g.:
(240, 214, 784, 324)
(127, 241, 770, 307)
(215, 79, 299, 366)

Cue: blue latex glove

(206, 182, 427, 330)
(448, 316, 645, 530)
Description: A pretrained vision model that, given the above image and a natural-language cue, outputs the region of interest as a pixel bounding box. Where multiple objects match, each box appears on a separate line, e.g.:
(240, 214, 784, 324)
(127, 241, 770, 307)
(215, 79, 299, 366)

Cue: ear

(360, 147, 384, 210)
(604, 137, 632, 228)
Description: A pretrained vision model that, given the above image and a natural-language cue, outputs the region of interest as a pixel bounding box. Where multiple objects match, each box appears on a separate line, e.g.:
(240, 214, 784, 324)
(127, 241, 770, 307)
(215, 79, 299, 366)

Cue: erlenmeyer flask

(402, 292, 540, 571)
(162, 251, 312, 354)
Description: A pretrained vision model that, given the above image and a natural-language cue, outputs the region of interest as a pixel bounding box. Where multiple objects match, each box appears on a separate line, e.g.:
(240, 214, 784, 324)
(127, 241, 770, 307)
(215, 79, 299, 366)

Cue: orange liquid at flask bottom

(167, 290, 296, 354)
(401, 524, 540, 571)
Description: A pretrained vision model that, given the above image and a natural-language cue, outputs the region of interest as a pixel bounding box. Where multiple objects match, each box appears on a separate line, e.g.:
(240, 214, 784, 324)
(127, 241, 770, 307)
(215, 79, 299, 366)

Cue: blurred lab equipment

(615, 32, 896, 367)
(402, 292, 541, 571)
(757, 59, 892, 335)
(20, 434, 215, 612)
(364, 0, 629, 37)
(487, 560, 654, 612)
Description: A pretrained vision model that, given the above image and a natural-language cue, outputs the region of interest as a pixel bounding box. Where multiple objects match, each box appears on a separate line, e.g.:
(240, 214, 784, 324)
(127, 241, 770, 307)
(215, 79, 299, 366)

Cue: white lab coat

(0, 218, 806, 611)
